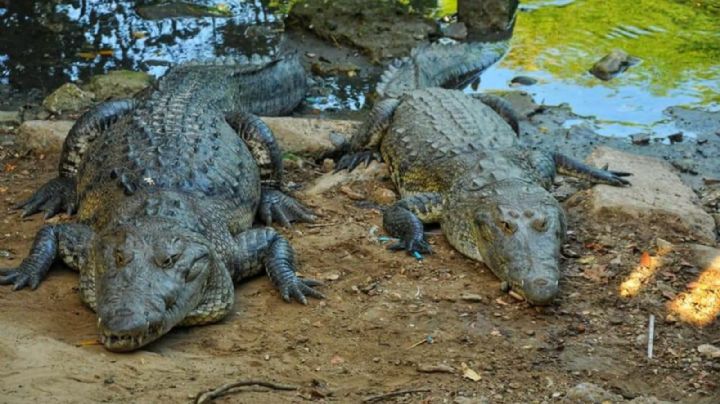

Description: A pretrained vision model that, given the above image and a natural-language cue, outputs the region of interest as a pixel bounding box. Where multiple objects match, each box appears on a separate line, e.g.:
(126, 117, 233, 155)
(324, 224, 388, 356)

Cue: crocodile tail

(376, 41, 509, 98)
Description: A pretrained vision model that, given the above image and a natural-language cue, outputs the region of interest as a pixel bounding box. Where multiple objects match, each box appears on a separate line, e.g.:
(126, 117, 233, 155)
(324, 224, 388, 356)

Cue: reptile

(337, 42, 630, 305)
(0, 52, 324, 351)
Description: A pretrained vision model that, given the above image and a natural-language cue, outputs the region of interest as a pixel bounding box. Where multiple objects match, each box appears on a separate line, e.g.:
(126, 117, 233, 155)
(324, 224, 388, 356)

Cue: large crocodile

(0, 53, 323, 351)
(337, 43, 629, 305)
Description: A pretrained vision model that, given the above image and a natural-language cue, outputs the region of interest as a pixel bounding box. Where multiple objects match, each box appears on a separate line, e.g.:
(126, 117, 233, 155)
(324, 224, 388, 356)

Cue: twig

(647, 314, 655, 359)
(306, 222, 336, 228)
(195, 379, 298, 404)
(363, 388, 431, 403)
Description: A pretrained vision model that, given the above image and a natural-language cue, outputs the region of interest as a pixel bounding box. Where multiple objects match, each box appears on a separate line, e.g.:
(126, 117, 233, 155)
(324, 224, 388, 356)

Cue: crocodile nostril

(533, 278, 549, 287)
(113, 308, 133, 317)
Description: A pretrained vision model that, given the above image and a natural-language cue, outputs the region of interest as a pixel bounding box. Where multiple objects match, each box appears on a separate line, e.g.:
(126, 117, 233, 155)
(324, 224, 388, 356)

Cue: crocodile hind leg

(0, 224, 94, 290)
(228, 228, 324, 304)
(225, 112, 315, 227)
(553, 152, 631, 186)
(383, 192, 444, 255)
(16, 99, 136, 219)
(336, 98, 399, 171)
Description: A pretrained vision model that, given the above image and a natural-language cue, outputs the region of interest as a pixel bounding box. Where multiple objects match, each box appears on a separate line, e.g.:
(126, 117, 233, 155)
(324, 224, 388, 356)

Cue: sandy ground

(1, 139, 719, 404)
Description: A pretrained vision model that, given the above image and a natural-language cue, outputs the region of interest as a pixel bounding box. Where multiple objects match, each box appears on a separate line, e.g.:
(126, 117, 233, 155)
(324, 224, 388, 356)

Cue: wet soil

(1, 125, 719, 403)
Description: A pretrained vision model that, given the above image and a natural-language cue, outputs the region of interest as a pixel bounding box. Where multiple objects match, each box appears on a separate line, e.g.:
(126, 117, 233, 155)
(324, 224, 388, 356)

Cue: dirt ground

(1, 136, 719, 403)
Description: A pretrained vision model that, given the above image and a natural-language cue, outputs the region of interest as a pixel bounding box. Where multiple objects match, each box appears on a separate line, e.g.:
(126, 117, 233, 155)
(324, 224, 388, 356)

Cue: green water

(479, 0, 720, 137)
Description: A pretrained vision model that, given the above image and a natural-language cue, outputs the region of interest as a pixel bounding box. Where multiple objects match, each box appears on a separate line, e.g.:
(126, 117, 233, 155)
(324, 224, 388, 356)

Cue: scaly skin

(1, 53, 322, 351)
(341, 88, 629, 305)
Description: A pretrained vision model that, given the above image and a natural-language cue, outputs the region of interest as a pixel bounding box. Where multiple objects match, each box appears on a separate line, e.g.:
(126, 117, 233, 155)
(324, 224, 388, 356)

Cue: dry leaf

(460, 362, 481, 381)
(640, 251, 651, 267)
(77, 339, 100, 346)
(582, 265, 611, 283)
(3, 163, 16, 172)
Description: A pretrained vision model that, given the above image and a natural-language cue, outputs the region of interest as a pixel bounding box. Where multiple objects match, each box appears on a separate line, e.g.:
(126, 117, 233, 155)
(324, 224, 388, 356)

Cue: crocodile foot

(259, 187, 316, 227)
(15, 177, 76, 219)
(278, 277, 325, 304)
(335, 150, 381, 172)
(387, 235, 432, 256)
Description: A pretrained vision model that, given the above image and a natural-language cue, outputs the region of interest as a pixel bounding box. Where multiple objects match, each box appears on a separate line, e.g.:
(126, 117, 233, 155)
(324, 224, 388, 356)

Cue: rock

(563, 383, 623, 403)
(454, 396, 490, 404)
(667, 132, 683, 144)
(457, 0, 518, 37)
(303, 161, 388, 196)
(84, 70, 153, 101)
(441, 22, 468, 40)
(630, 133, 651, 145)
(322, 158, 335, 173)
(577, 147, 716, 243)
(686, 244, 720, 271)
(370, 186, 396, 205)
(0, 110, 20, 125)
(16, 120, 75, 155)
(288, 0, 435, 61)
(697, 343, 720, 359)
(339, 185, 365, 200)
(589, 49, 639, 80)
(310, 61, 360, 77)
(41, 83, 95, 113)
(671, 158, 698, 175)
(261, 117, 360, 158)
(510, 76, 538, 86)
(417, 363, 454, 373)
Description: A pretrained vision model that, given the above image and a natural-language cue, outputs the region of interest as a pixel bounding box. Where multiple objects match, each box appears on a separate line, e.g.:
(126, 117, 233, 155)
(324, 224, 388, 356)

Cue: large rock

(288, 0, 435, 61)
(573, 147, 716, 243)
(458, 0, 519, 38)
(41, 83, 95, 113)
(84, 70, 153, 101)
(16, 120, 74, 155)
(302, 161, 389, 197)
(563, 383, 623, 403)
(261, 117, 359, 157)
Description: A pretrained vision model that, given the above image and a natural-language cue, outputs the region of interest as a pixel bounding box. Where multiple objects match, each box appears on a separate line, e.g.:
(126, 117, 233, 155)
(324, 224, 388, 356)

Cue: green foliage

(503, 0, 720, 103)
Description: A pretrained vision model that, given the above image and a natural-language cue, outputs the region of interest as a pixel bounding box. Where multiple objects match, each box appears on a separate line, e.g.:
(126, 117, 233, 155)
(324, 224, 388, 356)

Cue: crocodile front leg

(16, 99, 136, 219)
(226, 112, 315, 227)
(229, 228, 324, 304)
(553, 152, 631, 186)
(336, 98, 399, 171)
(0, 224, 94, 290)
(383, 192, 443, 255)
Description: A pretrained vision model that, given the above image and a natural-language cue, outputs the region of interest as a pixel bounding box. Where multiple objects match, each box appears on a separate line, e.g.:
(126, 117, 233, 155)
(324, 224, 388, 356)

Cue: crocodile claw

(335, 151, 381, 172)
(279, 277, 325, 304)
(259, 187, 316, 227)
(0, 264, 44, 291)
(387, 237, 432, 256)
(16, 177, 76, 219)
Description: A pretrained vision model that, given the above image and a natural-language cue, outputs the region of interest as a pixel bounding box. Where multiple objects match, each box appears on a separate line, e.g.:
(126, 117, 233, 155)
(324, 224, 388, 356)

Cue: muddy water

(478, 0, 720, 138)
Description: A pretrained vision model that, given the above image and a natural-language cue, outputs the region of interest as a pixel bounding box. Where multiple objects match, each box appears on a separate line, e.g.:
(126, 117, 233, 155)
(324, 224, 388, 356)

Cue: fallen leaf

(3, 163, 16, 172)
(640, 251, 651, 267)
(330, 355, 345, 365)
(460, 362, 481, 381)
(77, 339, 100, 346)
(582, 265, 611, 283)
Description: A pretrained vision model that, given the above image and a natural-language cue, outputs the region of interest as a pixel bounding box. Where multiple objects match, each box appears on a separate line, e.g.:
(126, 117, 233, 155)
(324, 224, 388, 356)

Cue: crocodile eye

(157, 253, 181, 269)
(498, 220, 517, 235)
(115, 249, 133, 267)
(532, 217, 548, 232)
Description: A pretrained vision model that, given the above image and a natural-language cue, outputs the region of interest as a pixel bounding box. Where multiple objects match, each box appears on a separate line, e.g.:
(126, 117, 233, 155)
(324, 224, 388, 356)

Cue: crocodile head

(444, 178, 566, 305)
(90, 220, 216, 351)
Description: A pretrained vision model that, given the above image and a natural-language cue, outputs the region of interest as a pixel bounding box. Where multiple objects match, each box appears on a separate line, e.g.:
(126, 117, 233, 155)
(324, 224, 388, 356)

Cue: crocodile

(0, 52, 323, 351)
(337, 43, 629, 305)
